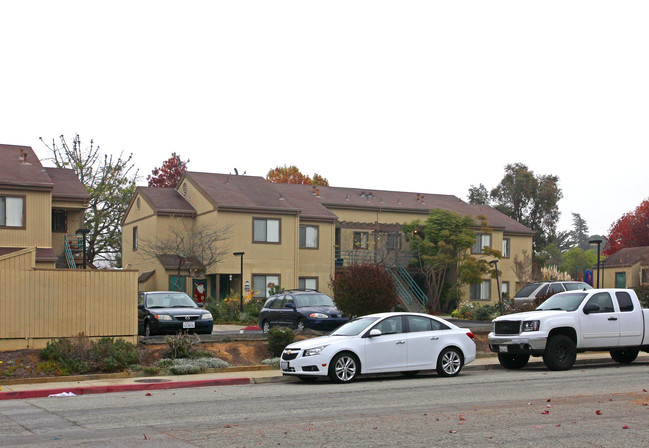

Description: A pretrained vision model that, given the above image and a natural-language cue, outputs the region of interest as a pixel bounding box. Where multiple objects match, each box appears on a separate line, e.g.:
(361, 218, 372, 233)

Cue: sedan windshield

(296, 294, 336, 307)
(331, 317, 379, 336)
(146, 293, 198, 308)
(536, 292, 588, 311)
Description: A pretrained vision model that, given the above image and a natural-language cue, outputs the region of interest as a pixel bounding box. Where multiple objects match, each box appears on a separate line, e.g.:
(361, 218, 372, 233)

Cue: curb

(0, 377, 252, 401)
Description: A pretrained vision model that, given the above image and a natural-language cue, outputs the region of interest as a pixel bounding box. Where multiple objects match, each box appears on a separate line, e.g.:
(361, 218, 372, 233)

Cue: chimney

(312, 185, 317, 195)
(416, 193, 420, 202)
(315, 188, 320, 197)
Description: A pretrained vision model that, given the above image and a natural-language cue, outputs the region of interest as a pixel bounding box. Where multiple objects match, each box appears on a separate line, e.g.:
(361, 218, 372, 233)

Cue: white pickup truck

(488, 288, 649, 371)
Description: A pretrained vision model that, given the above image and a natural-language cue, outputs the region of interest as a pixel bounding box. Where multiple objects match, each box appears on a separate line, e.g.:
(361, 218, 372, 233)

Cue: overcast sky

(2, 1, 647, 236)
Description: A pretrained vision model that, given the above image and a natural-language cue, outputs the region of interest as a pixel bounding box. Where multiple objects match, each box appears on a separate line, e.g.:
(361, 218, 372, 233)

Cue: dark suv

(258, 290, 348, 333)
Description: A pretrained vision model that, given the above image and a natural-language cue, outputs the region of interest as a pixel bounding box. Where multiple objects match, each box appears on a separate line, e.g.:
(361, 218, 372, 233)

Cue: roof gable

(602, 246, 649, 268)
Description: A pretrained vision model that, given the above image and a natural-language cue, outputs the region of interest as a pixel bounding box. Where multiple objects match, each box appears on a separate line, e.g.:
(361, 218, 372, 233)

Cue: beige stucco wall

(0, 188, 52, 248)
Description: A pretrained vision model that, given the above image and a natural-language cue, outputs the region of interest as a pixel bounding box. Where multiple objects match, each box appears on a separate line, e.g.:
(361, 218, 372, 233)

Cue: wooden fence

(0, 267, 138, 350)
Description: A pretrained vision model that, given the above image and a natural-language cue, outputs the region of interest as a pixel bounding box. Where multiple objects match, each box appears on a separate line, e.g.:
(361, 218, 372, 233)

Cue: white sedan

(280, 312, 476, 383)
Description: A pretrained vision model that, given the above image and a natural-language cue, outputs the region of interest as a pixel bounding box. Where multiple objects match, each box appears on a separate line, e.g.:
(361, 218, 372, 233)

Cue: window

(585, 292, 614, 313)
(470, 280, 491, 300)
(615, 291, 634, 312)
(133, 226, 138, 251)
(253, 274, 280, 297)
(299, 277, 318, 290)
(52, 209, 67, 233)
(502, 238, 510, 258)
(373, 316, 403, 334)
(0, 196, 24, 227)
(472, 234, 491, 254)
(299, 225, 318, 248)
(387, 232, 402, 250)
(407, 315, 433, 332)
(253, 218, 280, 243)
(642, 268, 648, 284)
(501, 281, 510, 299)
(353, 232, 369, 249)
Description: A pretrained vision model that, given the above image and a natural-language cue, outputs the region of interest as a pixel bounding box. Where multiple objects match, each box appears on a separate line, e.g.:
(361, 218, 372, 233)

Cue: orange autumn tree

(266, 165, 329, 186)
(147, 153, 189, 188)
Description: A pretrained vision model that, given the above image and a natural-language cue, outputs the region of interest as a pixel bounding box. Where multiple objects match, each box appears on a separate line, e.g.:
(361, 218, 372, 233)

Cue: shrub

(268, 327, 295, 357)
(39, 334, 139, 375)
(90, 337, 140, 372)
(261, 357, 281, 367)
(164, 333, 203, 359)
(331, 264, 398, 317)
(158, 357, 229, 375)
(634, 285, 649, 308)
(474, 304, 497, 321)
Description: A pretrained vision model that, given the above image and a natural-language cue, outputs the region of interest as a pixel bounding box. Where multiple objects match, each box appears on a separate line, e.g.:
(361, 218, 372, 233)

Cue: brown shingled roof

(602, 246, 649, 268)
(0, 144, 53, 190)
(45, 168, 90, 202)
(138, 187, 197, 216)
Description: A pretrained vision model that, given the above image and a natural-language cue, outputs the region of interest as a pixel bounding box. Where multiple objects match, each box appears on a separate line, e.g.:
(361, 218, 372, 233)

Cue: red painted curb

(240, 326, 261, 331)
(0, 377, 251, 401)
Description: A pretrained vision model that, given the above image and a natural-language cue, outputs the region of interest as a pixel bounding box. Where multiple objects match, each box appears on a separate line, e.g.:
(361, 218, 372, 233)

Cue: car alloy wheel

(437, 348, 463, 377)
(329, 352, 358, 383)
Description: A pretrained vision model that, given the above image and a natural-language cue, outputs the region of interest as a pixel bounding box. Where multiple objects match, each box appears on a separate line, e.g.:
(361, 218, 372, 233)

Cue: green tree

(560, 247, 597, 280)
(403, 209, 498, 312)
(467, 183, 490, 205)
(40, 134, 138, 266)
(490, 163, 562, 254)
(330, 264, 398, 317)
(571, 213, 590, 250)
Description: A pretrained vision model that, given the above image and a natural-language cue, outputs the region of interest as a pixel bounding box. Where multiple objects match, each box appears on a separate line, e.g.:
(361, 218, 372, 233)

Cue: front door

(579, 292, 619, 348)
(405, 315, 443, 369)
(615, 272, 626, 288)
(363, 316, 408, 372)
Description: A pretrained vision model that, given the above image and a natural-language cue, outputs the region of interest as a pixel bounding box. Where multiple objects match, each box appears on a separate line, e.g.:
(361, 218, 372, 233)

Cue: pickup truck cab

(489, 288, 649, 370)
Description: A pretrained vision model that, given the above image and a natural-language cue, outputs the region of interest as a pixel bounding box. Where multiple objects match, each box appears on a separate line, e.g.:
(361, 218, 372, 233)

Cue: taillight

(466, 332, 475, 340)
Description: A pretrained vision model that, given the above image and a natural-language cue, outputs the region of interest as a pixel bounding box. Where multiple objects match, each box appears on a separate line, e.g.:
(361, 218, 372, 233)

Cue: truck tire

(498, 353, 530, 369)
(610, 348, 639, 364)
(543, 335, 576, 371)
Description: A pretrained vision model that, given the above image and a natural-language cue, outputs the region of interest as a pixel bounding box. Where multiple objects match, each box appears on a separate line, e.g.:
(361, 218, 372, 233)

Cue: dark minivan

(258, 290, 348, 333)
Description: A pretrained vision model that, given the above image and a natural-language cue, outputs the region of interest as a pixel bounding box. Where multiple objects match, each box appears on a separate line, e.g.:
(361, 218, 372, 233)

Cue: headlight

(199, 312, 213, 320)
(303, 345, 328, 357)
(154, 314, 172, 321)
(309, 313, 328, 319)
(522, 320, 540, 332)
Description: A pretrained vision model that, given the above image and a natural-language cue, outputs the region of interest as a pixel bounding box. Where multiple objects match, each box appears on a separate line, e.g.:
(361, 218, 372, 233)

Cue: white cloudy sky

(2, 1, 648, 236)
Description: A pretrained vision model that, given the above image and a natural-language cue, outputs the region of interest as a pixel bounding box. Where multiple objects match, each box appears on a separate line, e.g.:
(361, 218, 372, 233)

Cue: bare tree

(138, 218, 232, 290)
(511, 250, 534, 291)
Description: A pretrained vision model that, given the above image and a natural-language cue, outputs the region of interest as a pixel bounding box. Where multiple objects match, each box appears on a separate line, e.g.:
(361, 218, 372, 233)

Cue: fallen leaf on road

(595, 410, 602, 415)
(145, 393, 152, 397)
(143, 434, 150, 440)
(541, 410, 549, 415)
(623, 425, 629, 429)
(449, 430, 457, 434)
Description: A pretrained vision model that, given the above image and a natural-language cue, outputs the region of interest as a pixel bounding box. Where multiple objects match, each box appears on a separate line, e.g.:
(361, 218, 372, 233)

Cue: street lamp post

(589, 239, 603, 288)
(490, 259, 502, 315)
(233, 252, 245, 312)
(75, 228, 90, 269)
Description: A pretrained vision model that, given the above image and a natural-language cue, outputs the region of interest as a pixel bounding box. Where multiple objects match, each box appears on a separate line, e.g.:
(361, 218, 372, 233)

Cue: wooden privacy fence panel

(0, 269, 138, 349)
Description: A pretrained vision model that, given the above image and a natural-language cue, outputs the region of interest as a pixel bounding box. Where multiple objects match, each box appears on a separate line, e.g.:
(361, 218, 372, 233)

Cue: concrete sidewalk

(2, 352, 647, 401)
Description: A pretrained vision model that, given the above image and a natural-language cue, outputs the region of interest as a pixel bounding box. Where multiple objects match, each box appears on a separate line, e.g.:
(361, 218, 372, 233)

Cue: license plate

(281, 361, 289, 371)
(183, 321, 195, 329)
(499, 345, 508, 353)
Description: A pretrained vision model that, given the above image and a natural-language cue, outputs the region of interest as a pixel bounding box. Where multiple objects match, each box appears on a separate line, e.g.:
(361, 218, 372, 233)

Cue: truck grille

(494, 320, 521, 335)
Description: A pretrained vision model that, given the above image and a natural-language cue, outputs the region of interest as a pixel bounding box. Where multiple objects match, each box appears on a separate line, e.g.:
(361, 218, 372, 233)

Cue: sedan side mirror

(368, 329, 382, 337)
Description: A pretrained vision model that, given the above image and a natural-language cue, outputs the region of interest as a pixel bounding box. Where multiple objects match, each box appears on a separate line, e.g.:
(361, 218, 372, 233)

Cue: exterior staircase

(388, 266, 427, 313)
(64, 234, 84, 269)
